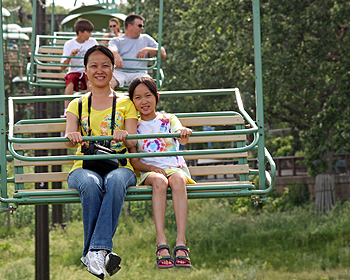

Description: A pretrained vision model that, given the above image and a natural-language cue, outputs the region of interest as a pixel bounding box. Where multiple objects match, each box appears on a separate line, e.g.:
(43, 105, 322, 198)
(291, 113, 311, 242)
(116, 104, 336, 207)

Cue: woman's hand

(65, 131, 84, 146)
(112, 129, 129, 144)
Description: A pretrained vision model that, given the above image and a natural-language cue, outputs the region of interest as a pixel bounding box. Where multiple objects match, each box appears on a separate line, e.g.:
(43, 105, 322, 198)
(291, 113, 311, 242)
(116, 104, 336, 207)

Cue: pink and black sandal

(173, 245, 191, 268)
(156, 244, 174, 269)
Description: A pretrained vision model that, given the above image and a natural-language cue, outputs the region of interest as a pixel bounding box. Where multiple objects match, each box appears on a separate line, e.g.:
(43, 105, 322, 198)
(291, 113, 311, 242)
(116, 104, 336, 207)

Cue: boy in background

(61, 19, 98, 109)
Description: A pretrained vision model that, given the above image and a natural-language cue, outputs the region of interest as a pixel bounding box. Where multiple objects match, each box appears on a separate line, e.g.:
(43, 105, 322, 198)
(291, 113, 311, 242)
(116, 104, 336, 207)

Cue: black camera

(81, 140, 127, 166)
(81, 140, 111, 154)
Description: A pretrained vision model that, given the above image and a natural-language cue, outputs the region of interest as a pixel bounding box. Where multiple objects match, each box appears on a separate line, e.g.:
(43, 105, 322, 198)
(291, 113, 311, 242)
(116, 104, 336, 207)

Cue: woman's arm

(64, 112, 83, 148)
(112, 118, 138, 148)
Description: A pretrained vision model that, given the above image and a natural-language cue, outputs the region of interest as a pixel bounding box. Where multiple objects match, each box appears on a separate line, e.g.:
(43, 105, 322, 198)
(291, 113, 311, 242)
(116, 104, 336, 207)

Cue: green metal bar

(265, 147, 276, 190)
(9, 88, 237, 103)
(8, 135, 259, 162)
(252, 0, 267, 191)
(28, 0, 37, 88)
(15, 111, 240, 125)
(4, 187, 269, 206)
(0, 2, 9, 211)
(9, 129, 258, 144)
(156, 0, 164, 89)
(14, 184, 255, 199)
(14, 134, 24, 191)
(1, 148, 275, 206)
(51, 0, 55, 36)
(236, 123, 249, 182)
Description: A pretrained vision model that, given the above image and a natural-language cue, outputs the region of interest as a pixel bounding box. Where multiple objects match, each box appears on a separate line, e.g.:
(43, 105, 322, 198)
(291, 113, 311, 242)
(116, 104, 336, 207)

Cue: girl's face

(85, 51, 113, 88)
(132, 83, 157, 121)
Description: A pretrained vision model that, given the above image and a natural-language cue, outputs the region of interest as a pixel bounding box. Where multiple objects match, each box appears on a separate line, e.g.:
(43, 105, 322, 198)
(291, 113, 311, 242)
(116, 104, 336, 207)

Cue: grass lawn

(1, 199, 350, 279)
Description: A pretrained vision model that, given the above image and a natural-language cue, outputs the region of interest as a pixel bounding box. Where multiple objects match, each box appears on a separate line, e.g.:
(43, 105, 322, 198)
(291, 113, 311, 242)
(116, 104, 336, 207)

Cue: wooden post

(315, 174, 336, 212)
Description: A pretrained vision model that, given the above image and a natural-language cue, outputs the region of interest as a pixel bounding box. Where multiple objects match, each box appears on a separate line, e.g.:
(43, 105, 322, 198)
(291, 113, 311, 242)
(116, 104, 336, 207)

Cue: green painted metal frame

(0, 3, 9, 211)
(252, 0, 266, 195)
(27, 34, 164, 89)
(0, 0, 273, 211)
(0, 88, 275, 208)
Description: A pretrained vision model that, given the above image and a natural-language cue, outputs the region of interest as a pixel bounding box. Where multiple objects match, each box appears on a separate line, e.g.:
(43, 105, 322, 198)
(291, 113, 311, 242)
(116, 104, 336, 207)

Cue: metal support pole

(35, 204, 50, 280)
(0, 1, 9, 211)
(252, 0, 267, 193)
(34, 0, 50, 278)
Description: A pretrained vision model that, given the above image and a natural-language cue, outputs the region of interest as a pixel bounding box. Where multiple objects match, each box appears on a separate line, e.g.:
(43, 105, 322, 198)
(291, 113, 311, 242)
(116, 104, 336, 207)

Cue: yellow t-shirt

(67, 93, 138, 173)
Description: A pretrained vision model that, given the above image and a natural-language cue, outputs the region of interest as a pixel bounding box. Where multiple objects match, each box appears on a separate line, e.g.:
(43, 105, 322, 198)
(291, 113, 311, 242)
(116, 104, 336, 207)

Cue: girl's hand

(150, 166, 167, 177)
(65, 132, 84, 146)
(179, 127, 192, 139)
(112, 130, 128, 144)
(177, 127, 192, 145)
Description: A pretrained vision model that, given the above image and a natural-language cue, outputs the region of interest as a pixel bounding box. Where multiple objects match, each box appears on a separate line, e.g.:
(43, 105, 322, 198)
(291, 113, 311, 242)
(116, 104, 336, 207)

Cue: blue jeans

(68, 167, 136, 256)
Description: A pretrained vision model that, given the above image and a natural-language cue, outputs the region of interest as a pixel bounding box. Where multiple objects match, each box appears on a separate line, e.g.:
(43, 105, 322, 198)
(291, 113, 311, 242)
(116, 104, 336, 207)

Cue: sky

(46, 0, 125, 10)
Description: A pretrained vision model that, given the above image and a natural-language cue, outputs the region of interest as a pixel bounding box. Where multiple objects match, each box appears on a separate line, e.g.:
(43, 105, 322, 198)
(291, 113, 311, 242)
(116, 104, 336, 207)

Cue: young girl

(128, 77, 194, 269)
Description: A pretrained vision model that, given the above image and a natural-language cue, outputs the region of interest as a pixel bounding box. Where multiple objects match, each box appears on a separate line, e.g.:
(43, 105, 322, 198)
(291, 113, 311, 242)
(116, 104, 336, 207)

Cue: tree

(261, 0, 350, 175)
(136, 0, 350, 176)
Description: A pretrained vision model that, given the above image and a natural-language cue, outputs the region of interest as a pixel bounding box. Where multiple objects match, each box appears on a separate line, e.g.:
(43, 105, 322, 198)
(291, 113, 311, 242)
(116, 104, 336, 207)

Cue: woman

(102, 18, 122, 45)
(65, 45, 137, 279)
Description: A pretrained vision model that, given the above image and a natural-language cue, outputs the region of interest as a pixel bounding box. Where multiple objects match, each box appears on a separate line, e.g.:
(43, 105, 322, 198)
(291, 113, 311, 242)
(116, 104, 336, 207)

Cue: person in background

(65, 45, 138, 279)
(128, 77, 193, 269)
(102, 18, 123, 44)
(61, 19, 97, 110)
(108, 14, 166, 89)
(8, 40, 23, 79)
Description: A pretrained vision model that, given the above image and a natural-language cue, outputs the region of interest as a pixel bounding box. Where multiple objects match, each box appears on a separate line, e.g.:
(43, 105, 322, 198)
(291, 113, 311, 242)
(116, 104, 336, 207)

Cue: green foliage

(263, 183, 310, 213)
(133, 0, 350, 174)
(265, 135, 294, 157)
(261, 0, 350, 174)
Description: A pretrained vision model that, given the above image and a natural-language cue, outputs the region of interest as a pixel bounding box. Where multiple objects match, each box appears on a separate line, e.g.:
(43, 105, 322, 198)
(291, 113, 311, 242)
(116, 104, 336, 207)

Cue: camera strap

(78, 91, 117, 137)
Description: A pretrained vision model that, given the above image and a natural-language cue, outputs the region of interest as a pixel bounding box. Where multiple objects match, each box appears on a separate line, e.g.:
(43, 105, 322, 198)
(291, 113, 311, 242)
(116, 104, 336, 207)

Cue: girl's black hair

(128, 77, 159, 104)
(84, 45, 115, 68)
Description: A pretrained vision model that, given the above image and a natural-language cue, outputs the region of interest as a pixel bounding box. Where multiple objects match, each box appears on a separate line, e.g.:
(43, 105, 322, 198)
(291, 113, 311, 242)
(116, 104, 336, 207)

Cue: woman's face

(85, 51, 113, 88)
(109, 20, 119, 34)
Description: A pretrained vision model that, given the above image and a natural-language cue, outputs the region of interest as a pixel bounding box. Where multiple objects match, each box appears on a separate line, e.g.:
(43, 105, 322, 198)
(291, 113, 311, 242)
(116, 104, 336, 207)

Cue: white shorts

(113, 69, 150, 88)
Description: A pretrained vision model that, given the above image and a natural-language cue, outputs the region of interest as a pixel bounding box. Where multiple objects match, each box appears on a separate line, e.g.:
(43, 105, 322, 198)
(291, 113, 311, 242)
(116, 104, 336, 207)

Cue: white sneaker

(85, 250, 107, 279)
(105, 252, 121, 276)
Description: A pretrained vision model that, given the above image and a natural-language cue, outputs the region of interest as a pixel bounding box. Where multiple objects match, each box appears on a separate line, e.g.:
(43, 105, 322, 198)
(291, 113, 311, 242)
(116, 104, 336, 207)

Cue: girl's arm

(112, 118, 138, 148)
(129, 147, 167, 177)
(64, 112, 83, 148)
(176, 127, 192, 146)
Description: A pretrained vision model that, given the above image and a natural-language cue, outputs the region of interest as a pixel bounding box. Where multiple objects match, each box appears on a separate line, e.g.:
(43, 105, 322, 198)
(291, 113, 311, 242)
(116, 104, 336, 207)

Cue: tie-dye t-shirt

(67, 92, 138, 173)
(136, 113, 188, 170)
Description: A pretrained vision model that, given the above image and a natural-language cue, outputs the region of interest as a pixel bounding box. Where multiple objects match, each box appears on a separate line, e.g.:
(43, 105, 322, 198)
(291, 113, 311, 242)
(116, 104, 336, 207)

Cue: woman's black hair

(128, 77, 159, 104)
(84, 45, 115, 68)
